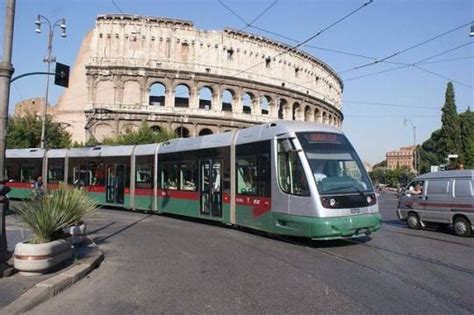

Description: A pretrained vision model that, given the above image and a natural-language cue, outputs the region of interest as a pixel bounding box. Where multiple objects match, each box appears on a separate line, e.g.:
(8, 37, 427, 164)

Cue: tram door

(200, 160, 222, 217)
(106, 164, 125, 204)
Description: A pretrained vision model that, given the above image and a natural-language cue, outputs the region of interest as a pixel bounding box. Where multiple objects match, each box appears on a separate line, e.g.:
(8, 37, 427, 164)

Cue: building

(14, 97, 53, 117)
(52, 14, 344, 143)
(386, 146, 415, 171)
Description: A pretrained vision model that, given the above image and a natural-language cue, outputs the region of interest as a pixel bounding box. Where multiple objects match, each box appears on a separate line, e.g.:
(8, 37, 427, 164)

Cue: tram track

(380, 226, 474, 249)
(275, 236, 474, 313)
(342, 238, 474, 275)
(310, 244, 474, 314)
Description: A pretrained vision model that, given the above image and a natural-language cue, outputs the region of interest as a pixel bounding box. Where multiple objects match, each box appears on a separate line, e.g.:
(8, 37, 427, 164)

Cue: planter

(65, 222, 87, 245)
(14, 239, 72, 276)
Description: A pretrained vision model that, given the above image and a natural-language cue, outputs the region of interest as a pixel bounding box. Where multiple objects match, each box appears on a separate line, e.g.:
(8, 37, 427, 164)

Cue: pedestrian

(33, 176, 45, 198)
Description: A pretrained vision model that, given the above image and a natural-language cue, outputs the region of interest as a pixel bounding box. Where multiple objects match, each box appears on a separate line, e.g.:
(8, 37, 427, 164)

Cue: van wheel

(453, 217, 472, 237)
(407, 212, 421, 229)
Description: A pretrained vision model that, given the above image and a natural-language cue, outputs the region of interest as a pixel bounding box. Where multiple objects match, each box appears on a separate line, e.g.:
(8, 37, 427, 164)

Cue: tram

(5, 121, 381, 240)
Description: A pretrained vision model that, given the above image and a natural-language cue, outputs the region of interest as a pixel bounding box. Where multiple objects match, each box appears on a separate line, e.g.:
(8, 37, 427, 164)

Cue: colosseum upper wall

(54, 14, 344, 143)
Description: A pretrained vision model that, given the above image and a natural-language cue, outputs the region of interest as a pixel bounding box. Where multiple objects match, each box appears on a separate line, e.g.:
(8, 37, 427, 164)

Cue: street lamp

(404, 118, 418, 174)
(35, 15, 66, 185)
(470, 23, 474, 37)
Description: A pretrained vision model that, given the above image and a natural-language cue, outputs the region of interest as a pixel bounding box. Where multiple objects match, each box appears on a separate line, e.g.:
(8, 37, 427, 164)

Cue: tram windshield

(297, 132, 373, 195)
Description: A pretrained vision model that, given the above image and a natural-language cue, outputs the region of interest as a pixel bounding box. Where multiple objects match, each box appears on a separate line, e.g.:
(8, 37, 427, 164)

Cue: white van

(397, 170, 474, 237)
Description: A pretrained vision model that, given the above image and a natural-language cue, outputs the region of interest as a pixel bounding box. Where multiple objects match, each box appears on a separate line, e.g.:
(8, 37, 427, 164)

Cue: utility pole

(404, 118, 417, 175)
(0, 0, 15, 270)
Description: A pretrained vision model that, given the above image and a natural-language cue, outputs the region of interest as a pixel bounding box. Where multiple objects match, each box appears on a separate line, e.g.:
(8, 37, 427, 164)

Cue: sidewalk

(0, 212, 104, 314)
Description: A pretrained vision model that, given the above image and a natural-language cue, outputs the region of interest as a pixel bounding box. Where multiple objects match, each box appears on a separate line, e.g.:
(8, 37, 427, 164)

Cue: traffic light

(54, 62, 70, 88)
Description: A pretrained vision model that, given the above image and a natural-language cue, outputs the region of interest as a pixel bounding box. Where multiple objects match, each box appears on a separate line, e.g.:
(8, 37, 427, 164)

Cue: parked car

(397, 170, 474, 237)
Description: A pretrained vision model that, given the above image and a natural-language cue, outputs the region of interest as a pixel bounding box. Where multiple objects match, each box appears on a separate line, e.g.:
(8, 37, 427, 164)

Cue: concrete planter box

(65, 222, 87, 245)
(14, 239, 72, 276)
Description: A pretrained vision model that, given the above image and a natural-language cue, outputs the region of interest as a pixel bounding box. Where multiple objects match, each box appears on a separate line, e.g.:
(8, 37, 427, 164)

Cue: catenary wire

(230, 0, 374, 78)
(340, 20, 474, 74)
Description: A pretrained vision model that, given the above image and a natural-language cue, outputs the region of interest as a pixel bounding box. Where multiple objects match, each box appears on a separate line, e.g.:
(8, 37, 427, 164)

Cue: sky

(0, 0, 473, 164)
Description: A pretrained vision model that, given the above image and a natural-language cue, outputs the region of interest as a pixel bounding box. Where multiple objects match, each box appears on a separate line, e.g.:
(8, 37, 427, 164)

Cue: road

(22, 193, 474, 314)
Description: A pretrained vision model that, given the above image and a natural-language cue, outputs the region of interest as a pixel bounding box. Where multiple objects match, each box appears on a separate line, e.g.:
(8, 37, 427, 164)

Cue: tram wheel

(453, 217, 472, 237)
(406, 212, 421, 230)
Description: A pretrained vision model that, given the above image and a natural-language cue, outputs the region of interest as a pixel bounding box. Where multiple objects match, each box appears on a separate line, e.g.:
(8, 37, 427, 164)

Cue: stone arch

(149, 82, 166, 106)
(304, 105, 312, 121)
(322, 111, 328, 124)
(260, 95, 271, 115)
(314, 108, 321, 123)
(328, 114, 333, 126)
(123, 80, 140, 105)
(292, 102, 301, 120)
(94, 123, 113, 142)
(175, 126, 190, 138)
(174, 83, 190, 107)
(150, 125, 161, 133)
(199, 86, 213, 110)
(121, 124, 138, 133)
(96, 80, 115, 104)
(199, 128, 213, 136)
(278, 99, 288, 119)
(242, 92, 254, 114)
(222, 89, 234, 112)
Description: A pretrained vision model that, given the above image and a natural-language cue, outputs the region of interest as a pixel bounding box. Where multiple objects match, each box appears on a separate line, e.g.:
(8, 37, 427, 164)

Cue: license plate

(350, 208, 360, 214)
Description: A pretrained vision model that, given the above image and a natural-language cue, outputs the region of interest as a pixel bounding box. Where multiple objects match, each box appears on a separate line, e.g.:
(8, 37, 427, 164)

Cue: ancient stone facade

(14, 97, 53, 117)
(54, 14, 344, 143)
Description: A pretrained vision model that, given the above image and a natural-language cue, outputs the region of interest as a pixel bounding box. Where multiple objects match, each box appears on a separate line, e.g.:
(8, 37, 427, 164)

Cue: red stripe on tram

(236, 195, 272, 218)
(6, 182, 33, 189)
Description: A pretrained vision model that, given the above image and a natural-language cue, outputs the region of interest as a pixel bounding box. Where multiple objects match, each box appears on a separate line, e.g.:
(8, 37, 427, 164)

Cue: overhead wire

(231, 0, 374, 78)
(418, 55, 474, 65)
(343, 100, 440, 110)
(340, 20, 474, 74)
(343, 41, 474, 87)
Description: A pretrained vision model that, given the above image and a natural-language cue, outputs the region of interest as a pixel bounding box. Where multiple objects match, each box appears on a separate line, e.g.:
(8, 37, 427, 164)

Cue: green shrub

(14, 184, 97, 244)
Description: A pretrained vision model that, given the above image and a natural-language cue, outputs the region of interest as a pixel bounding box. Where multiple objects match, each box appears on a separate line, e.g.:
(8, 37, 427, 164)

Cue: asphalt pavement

(20, 193, 474, 314)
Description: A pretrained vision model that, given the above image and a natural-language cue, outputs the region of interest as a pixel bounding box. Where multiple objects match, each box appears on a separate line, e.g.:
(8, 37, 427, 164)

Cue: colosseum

(54, 14, 344, 143)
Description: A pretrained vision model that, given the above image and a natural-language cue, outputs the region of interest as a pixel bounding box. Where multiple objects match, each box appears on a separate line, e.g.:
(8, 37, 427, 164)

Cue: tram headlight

(321, 197, 338, 208)
(367, 193, 377, 206)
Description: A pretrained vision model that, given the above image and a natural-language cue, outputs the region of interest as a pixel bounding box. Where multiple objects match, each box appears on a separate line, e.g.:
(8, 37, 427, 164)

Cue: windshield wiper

(324, 185, 367, 196)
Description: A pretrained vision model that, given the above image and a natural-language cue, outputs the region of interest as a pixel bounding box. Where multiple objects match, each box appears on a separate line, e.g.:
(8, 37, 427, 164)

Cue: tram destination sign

(304, 132, 344, 144)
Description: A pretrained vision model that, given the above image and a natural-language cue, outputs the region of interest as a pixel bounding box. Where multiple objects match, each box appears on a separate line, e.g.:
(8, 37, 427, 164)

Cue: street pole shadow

(93, 215, 151, 245)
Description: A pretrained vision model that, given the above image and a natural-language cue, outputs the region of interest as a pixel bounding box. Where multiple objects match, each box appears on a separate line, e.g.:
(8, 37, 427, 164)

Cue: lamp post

(470, 23, 474, 37)
(404, 118, 417, 174)
(35, 15, 66, 186)
(0, 0, 15, 273)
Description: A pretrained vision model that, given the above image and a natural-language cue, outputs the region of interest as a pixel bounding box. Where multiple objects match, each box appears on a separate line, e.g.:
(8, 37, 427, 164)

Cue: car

(397, 170, 474, 237)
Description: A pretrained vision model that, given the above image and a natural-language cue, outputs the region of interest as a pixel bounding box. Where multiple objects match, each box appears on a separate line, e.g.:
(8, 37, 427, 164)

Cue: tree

(373, 160, 387, 168)
(102, 121, 176, 145)
(459, 107, 474, 168)
(438, 82, 463, 166)
(7, 112, 72, 149)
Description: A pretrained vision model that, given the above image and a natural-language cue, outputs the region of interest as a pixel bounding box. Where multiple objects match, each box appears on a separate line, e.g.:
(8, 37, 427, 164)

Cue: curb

(2, 242, 104, 314)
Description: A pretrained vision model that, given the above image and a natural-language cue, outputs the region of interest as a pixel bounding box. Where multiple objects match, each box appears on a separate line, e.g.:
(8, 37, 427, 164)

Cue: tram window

(237, 154, 270, 196)
(160, 162, 179, 190)
(48, 159, 64, 183)
(20, 162, 41, 183)
(73, 166, 91, 186)
(5, 162, 19, 182)
(89, 162, 105, 186)
(180, 161, 197, 191)
(277, 140, 309, 196)
(136, 156, 154, 189)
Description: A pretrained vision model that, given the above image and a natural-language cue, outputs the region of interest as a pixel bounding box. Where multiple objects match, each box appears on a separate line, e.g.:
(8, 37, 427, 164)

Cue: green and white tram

(5, 121, 381, 240)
